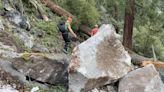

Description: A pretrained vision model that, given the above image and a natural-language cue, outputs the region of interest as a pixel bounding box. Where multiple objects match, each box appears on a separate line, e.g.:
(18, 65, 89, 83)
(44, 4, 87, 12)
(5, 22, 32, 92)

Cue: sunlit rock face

(69, 24, 132, 92)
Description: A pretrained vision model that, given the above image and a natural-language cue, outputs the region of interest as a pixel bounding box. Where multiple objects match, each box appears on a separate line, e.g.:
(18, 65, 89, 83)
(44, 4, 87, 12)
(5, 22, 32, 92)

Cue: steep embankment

(0, 0, 71, 92)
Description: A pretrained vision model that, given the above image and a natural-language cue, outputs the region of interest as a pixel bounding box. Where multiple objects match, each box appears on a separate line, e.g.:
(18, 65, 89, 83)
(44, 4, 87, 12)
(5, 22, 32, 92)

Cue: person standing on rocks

(58, 17, 77, 54)
(91, 24, 99, 36)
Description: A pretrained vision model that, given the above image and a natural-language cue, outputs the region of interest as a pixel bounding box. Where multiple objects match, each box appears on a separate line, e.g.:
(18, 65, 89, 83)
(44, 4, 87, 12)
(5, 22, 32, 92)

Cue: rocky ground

(0, 1, 70, 92)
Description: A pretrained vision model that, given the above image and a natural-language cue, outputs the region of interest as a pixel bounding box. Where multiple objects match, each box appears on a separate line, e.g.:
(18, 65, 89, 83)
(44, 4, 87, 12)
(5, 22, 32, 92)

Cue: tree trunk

(123, 0, 135, 50)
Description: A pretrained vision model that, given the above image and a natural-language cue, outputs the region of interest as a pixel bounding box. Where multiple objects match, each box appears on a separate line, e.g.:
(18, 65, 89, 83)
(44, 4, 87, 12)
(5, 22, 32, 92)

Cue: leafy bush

(133, 25, 164, 61)
(34, 20, 58, 35)
(33, 18, 64, 50)
(66, 0, 100, 27)
(0, 0, 3, 10)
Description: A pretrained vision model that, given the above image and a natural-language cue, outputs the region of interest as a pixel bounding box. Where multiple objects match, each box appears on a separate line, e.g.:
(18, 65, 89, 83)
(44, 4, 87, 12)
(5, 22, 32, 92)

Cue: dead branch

(30, 0, 49, 21)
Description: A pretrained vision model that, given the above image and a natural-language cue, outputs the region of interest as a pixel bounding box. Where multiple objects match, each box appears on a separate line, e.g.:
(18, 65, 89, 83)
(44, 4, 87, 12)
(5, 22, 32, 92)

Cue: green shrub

(33, 18, 63, 50)
(133, 25, 164, 61)
(0, 0, 3, 10)
(34, 20, 58, 35)
(66, 0, 100, 27)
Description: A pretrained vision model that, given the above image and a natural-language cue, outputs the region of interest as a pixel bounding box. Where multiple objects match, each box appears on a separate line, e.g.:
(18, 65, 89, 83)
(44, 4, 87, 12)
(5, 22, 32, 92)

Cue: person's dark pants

(62, 33, 71, 51)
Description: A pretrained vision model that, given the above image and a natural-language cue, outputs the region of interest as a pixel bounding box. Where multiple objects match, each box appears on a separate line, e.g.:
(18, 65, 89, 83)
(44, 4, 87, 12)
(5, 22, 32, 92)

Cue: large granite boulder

(12, 54, 69, 86)
(118, 64, 164, 92)
(69, 24, 132, 92)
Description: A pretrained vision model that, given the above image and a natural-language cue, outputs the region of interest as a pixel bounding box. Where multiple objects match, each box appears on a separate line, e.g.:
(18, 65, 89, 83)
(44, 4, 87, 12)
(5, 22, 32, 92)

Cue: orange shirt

(91, 27, 98, 35)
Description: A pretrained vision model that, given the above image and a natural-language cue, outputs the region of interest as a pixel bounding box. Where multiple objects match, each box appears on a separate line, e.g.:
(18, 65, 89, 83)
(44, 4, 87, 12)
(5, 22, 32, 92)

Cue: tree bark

(123, 0, 135, 50)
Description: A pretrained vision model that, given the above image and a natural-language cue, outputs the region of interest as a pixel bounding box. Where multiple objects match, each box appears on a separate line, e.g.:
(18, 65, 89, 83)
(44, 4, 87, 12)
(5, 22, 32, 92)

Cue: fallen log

(142, 61, 164, 70)
(128, 49, 153, 65)
(41, 0, 74, 18)
(30, 0, 49, 21)
(79, 25, 91, 36)
(127, 48, 164, 70)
